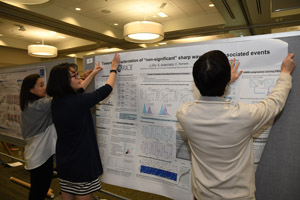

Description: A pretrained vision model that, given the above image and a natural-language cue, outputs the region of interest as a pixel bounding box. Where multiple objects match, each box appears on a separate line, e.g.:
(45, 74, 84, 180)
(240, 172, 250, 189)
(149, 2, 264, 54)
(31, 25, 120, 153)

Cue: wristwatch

(110, 70, 117, 74)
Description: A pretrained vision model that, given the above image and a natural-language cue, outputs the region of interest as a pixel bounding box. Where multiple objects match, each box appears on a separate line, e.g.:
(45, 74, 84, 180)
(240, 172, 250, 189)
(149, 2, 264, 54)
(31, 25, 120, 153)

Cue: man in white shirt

(176, 50, 296, 200)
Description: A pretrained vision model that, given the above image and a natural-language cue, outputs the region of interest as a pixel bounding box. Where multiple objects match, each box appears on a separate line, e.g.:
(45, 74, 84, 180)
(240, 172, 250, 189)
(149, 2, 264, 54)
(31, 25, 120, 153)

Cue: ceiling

(0, 0, 300, 58)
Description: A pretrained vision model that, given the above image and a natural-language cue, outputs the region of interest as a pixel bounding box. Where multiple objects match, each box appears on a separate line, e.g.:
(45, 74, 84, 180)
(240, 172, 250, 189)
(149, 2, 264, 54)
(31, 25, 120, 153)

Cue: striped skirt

(59, 177, 102, 195)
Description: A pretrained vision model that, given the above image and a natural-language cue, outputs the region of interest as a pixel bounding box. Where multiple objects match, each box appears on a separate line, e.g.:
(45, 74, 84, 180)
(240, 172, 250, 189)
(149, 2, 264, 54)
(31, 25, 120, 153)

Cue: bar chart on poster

(84, 35, 293, 200)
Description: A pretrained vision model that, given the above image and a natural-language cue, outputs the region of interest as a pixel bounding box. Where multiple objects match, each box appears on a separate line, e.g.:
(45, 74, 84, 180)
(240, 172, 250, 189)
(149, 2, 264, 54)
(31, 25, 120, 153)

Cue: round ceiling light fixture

(3, 0, 50, 4)
(28, 44, 57, 58)
(124, 21, 164, 43)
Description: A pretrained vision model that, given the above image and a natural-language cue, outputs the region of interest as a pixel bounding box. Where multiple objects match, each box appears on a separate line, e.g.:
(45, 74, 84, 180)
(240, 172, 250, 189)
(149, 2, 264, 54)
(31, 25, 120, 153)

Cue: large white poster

(0, 67, 46, 139)
(93, 39, 287, 200)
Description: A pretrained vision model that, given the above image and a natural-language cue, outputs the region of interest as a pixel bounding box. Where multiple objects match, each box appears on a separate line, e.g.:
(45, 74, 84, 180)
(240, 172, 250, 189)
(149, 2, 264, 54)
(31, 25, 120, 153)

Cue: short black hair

(20, 74, 40, 111)
(46, 63, 77, 97)
(193, 50, 231, 96)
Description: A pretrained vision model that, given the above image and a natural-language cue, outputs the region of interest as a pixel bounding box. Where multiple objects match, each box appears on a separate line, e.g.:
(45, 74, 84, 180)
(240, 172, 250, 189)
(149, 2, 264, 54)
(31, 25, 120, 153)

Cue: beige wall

(0, 46, 41, 67)
(0, 46, 83, 74)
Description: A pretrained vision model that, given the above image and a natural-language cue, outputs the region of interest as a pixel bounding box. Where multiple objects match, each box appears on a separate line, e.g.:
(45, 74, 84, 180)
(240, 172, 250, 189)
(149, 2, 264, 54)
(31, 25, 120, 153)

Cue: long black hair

(47, 63, 77, 97)
(19, 74, 40, 111)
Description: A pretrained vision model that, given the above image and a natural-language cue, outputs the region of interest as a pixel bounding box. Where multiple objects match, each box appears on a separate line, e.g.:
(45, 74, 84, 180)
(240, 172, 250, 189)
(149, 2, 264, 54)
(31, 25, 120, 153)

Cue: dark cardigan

(51, 84, 112, 182)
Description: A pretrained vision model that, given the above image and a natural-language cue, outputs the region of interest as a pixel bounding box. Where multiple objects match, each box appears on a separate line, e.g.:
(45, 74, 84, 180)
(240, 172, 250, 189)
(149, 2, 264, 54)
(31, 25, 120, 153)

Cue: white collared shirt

(176, 73, 292, 200)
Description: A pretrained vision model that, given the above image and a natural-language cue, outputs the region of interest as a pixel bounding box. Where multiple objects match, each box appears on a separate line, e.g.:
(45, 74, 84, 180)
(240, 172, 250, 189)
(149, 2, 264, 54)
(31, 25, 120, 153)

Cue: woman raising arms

(46, 54, 120, 200)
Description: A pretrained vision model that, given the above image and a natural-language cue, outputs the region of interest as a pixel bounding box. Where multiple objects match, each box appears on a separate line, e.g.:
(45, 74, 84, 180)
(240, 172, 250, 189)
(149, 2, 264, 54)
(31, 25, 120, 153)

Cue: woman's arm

(80, 62, 103, 90)
(105, 53, 120, 88)
(78, 53, 121, 109)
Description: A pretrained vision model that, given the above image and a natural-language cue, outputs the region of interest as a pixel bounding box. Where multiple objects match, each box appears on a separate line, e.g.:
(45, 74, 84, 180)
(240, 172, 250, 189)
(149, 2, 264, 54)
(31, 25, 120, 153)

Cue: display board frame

(82, 30, 299, 200)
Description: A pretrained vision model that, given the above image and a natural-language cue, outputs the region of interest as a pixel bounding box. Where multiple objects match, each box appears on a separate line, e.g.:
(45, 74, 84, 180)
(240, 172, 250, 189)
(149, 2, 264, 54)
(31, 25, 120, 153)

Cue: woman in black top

(47, 54, 120, 200)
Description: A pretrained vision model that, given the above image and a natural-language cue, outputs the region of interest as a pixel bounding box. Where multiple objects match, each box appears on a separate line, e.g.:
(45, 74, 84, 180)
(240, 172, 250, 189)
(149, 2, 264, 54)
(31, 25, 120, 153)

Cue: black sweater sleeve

(77, 84, 112, 109)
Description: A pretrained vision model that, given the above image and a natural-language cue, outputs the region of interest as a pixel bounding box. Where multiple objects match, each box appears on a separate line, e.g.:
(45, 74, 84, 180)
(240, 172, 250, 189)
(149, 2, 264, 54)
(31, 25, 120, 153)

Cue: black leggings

(28, 155, 53, 200)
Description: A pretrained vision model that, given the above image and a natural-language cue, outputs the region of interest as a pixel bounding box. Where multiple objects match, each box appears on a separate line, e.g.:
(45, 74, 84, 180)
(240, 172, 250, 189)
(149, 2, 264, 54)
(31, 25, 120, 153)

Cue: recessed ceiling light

(157, 12, 168, 18)
(114, 23, 118, 26)
(209, 4, 215, 7)
(75, 8, 81, 11)
(16, 25, 25, 31)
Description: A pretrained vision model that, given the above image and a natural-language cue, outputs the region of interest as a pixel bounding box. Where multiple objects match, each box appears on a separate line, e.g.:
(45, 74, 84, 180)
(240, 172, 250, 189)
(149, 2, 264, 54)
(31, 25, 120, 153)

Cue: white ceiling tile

(80, 8, 107, 19)
(179, 5, 206, 17)
(52, 0, 88, 8)
(169, 0, 199, 7)
(204, 6, 219, 14)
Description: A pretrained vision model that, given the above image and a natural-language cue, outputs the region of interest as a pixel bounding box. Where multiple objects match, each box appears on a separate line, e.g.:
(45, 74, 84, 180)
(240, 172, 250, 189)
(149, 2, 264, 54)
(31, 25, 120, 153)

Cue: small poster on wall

(0, 67, 46, 139)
